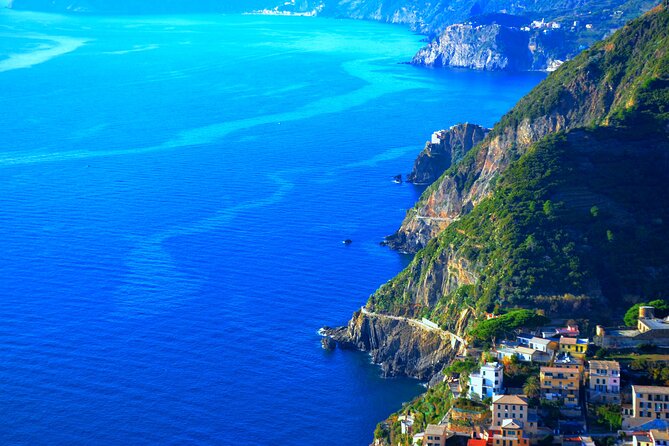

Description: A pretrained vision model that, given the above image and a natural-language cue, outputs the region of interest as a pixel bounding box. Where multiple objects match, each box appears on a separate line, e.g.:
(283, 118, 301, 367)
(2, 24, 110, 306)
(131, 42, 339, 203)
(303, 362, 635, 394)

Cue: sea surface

(0, 8, 544, 445)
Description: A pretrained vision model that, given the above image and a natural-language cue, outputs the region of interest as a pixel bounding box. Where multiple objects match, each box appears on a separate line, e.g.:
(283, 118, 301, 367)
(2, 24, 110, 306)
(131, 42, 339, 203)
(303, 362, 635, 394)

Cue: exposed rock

(412, 24, 533, 71)
(321, 336, 337, 350)
(323, 311, 456, 379)
(406, 123, 488, 186)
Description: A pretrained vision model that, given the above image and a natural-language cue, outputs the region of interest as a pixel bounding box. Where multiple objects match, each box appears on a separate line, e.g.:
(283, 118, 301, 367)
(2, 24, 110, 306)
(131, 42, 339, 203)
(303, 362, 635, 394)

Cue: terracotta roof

(588, 360, 620, 370)
(493, 395, 529, 405)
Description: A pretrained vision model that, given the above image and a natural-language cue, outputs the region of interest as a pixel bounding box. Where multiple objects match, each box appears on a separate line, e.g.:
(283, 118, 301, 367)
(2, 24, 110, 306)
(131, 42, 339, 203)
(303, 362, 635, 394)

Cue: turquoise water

(0, 9, 544, 445)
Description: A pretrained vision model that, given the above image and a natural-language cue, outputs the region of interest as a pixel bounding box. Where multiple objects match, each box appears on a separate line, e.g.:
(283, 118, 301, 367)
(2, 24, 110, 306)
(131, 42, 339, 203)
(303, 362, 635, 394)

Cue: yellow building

(490, 395, 538, 435)
(623, 385, 669, 429)
(558, 337, 589, 359)
(651, 429, 669, 446)
(540, 366, 580, 407)
(634, 434, 654, 446)
(492, 420, 530, 446)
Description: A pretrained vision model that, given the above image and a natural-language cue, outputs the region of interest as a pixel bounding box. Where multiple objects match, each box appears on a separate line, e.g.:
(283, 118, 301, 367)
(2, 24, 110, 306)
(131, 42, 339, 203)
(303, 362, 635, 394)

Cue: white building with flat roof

(469, 362, 504, 400)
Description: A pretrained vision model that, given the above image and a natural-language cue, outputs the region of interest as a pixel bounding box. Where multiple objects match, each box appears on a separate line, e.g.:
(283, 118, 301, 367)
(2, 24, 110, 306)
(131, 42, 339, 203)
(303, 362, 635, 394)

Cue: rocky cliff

(270, 0, 654, 71)
(411, 24, 533, 71)
(324, 311, 457, 379)
(406, 123, 488, 185)
(391, 5, 669, 253)
(329, 4, 669, 381)
(324, 307, 473, 379)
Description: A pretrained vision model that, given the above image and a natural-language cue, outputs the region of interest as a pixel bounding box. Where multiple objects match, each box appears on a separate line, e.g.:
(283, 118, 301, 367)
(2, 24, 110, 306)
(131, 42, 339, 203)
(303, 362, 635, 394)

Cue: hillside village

(375, 302, 669, 446)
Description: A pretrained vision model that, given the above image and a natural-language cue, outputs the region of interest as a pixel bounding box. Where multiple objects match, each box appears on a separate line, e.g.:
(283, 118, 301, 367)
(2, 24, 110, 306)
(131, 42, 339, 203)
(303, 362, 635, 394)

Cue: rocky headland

(406, 123, 488, 186)
(411, 24, 533, 71)
(324, 2, 669, 388)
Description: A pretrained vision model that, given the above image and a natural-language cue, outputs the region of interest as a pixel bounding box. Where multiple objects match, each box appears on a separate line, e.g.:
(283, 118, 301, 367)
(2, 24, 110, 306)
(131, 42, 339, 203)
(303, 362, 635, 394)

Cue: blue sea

(0, 8, 544, 445)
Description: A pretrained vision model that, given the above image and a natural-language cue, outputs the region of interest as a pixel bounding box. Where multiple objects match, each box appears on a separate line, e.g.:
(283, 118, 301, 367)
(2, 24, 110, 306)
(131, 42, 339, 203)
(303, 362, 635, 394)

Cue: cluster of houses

(397, 305, 669, 446)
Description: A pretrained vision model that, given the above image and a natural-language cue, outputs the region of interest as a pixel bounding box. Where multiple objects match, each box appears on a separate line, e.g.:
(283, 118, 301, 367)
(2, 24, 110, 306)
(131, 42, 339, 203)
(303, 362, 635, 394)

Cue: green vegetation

(523, 375, 541, 401)
(624, 299, 669, 326)
(443, 357, 479, 376)
(452, 397, 487, 412)
(630, 357, 669, 385)
(495, 3, 669, 132)
(503, 356, 540, 388)
(376, 381, 453, 445)
(470, 310, 548, 341)
(594, 404, 623, 430)
(370, 5, 669, 326)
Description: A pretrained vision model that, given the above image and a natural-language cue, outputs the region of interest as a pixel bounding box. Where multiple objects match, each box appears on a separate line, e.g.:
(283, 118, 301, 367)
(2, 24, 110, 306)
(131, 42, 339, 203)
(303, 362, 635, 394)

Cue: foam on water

(0, 58, 423, 166)
(0, 33, 88, 72)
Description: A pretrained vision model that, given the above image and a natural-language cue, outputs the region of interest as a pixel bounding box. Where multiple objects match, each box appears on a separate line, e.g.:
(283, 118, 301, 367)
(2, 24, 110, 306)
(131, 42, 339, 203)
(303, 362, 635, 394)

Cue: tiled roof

(493, 395, 529, 405)
(588, 360, 620, 370)
(425, 424, 450, 435)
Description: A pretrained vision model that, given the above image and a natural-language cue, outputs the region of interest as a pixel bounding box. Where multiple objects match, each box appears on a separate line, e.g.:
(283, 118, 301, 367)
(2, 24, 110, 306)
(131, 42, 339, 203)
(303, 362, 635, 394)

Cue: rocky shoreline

(321, 310, 457, 380)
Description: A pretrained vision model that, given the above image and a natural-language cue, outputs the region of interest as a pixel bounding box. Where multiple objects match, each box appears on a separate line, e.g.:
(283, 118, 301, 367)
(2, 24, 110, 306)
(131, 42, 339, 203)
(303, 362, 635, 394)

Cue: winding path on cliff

(359, 307, 467, 348)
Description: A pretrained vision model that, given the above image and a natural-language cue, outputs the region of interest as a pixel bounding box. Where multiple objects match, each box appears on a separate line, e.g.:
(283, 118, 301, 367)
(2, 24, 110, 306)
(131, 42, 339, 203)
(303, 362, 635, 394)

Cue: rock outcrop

(390, 7, 669, 253)
(406, 123, 488, 185)
(323, 311, 458, 379)
(411, 24, 533, 71)
(332, 6, 669, 384)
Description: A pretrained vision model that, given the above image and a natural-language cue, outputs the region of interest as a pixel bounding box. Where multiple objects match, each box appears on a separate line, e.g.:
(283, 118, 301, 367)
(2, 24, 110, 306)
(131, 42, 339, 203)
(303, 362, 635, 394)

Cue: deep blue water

(0, 9, 544, 445)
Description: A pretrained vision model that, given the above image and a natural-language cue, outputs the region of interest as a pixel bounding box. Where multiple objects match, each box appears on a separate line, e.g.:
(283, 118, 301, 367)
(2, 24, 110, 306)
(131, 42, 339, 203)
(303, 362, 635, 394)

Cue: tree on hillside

(624, 299, 669, 326)
(523, 376, 541, 401)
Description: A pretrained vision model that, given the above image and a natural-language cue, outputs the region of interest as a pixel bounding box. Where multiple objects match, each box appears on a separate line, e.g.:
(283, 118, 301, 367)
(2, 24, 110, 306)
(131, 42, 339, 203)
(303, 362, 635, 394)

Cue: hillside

(328, 3, 669, 379)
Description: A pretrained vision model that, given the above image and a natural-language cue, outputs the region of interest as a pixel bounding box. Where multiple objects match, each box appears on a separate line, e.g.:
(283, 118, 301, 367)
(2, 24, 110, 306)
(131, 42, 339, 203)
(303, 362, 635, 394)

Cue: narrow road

(415, 215, 452, 221)
(360, 307, 467, 347)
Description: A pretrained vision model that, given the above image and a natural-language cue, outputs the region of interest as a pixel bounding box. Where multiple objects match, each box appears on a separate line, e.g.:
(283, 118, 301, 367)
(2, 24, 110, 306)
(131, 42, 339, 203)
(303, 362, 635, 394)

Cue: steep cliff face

(325, 307, 473, 378)
(411, 24, 533, 71)
(331, 5, 669, 382)
(391, 6, 669, 253)
(324, 311, 457, 379)
(406, 123, 488, 186)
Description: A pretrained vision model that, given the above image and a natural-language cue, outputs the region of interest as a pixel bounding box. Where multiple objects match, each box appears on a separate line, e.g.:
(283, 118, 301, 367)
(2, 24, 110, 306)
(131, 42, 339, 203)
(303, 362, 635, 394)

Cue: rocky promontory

(323, 310, 462, 379)
(411, 24, 533, 71)
(406, 123, 488, 185)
